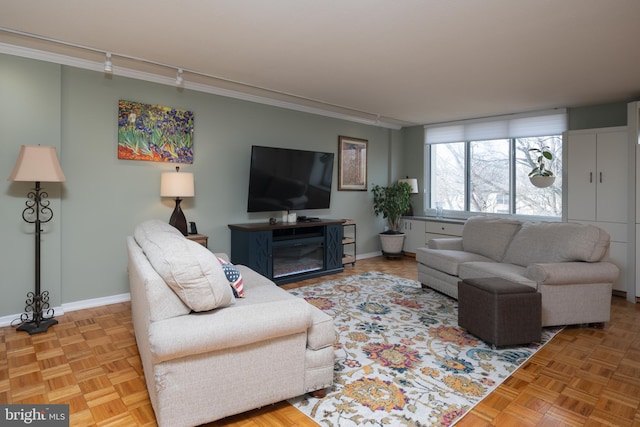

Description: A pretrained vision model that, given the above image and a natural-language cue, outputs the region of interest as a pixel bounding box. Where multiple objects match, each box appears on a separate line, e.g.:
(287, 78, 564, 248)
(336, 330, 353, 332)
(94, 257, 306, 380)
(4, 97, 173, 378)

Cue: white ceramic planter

(379, 233, 405, 257)
(530, 175, 555, 188)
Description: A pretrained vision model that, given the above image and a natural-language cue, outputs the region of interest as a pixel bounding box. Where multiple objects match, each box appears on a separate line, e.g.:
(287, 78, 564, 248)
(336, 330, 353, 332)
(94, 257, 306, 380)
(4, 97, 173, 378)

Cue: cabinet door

(402, 219, 425, 253)
(325, 224, 343, 270)
(606, 241, 627, 292)
(231, 230, 272, 278)
(596, 131, 627, 223)
(567, 132, 597, 221)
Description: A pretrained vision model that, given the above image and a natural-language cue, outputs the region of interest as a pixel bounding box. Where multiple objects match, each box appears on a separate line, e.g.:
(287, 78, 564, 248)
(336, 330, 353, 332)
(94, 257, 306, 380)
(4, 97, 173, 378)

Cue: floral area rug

(287, 272, 561, 426)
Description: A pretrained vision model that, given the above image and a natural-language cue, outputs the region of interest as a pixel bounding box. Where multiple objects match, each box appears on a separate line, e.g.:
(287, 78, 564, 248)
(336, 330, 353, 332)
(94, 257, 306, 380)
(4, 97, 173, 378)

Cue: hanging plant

(528, 146, 555, 188)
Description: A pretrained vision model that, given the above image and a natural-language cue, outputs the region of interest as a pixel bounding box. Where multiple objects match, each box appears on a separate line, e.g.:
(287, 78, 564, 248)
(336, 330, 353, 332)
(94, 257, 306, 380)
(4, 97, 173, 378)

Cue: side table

(187, 234, 208, 248)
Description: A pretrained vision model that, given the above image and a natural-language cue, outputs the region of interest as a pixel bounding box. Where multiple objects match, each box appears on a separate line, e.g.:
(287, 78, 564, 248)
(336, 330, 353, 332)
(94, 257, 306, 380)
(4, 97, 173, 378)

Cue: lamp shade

(398, 178, 419, 194)
(161, 170, 194, 198)
(8, 145, 66, 182)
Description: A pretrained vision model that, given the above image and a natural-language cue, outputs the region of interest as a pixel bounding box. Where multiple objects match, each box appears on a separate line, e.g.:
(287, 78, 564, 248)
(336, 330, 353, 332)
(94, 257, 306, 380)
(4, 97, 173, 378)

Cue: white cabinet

(425, 220, 464, 243)
(566, 127, 627, 223)
(401, 219, 465, 254)
(401, 219, 425, 254)
(566, 126, 628, 293)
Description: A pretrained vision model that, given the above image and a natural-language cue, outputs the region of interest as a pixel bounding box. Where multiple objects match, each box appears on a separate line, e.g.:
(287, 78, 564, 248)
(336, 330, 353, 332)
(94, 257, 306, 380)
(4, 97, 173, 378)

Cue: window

(425, 110, 566, 218)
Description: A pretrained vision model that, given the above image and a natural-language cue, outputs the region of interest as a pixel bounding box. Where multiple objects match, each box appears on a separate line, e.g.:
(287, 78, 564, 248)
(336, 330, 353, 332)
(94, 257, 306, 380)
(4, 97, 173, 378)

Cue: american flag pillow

(216, 256, 245, 298)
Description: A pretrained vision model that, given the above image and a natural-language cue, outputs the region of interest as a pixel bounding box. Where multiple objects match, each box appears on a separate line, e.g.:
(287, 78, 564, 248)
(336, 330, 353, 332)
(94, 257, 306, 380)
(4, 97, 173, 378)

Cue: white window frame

(424, 109, 566, 221)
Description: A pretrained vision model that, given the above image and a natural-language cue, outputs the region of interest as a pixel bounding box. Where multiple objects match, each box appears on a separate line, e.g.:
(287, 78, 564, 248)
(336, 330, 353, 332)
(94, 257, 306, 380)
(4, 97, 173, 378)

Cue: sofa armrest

(526, 261, 619, 286)
(148, 298, 312, 363)
(428, 237, 463, 250)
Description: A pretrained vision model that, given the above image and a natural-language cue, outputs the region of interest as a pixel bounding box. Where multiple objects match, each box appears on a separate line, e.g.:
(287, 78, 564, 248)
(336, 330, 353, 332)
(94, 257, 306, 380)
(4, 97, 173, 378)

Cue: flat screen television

(247, 145, 334, 212)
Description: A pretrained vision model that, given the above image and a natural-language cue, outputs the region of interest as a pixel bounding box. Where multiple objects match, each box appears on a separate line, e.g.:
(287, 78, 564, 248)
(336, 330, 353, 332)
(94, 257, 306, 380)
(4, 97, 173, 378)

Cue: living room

(1, 2, 640, 426)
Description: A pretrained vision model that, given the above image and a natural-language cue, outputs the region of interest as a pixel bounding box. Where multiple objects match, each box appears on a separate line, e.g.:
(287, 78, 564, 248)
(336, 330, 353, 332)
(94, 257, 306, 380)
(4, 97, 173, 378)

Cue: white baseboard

(0, 293, 131, 328)
(62, 293, 131, 312)
(357, 251, 383, 260)
(0, 253, 394, 328)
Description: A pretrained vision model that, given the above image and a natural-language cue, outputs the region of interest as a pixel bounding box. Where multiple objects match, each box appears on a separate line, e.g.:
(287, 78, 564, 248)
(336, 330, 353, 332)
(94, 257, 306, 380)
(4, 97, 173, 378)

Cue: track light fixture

(176, 68, 184, 86)
(104, 52, 112, 73)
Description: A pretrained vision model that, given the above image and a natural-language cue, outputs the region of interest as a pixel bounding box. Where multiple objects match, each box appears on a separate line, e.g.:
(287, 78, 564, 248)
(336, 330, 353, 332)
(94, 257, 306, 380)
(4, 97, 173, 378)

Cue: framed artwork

(117, 100, 194, 163)
(338, 136, 368, 191)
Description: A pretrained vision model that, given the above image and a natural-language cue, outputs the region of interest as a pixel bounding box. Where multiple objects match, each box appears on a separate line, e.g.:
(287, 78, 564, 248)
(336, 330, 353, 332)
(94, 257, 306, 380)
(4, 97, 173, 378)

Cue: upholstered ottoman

(458, 277, 541, 347)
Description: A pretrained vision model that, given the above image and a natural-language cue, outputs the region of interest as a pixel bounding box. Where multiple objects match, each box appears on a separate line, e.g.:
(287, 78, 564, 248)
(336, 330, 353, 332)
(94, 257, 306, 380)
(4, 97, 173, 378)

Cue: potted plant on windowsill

(371, 181, 412, 258)
(528, 145, 555, 188)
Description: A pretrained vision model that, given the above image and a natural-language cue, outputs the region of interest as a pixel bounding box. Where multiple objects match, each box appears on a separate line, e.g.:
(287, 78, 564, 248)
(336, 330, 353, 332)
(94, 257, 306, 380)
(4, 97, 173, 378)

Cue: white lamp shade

(161, 171, 194, 197)
(8, 145, 66, 182)
(398, 178, 419, 194)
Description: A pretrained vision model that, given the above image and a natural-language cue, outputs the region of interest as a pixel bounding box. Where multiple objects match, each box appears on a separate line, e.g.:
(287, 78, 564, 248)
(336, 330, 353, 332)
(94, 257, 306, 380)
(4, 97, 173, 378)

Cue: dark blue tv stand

(228, 219, 344, 285)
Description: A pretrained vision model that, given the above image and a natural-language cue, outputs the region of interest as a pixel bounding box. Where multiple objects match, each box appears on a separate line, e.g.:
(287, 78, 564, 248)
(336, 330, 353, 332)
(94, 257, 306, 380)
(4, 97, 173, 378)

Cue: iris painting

(117, 100, 194, 163)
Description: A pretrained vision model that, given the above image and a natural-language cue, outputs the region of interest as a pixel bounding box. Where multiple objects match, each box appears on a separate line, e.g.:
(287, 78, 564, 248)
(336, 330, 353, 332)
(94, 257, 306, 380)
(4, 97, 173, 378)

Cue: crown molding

(0, 42, 402, 130)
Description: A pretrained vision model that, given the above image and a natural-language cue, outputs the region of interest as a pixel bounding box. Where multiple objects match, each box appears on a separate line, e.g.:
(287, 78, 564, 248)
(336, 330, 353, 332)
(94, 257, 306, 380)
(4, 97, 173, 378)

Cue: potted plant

(371, 181, 412, 257)
(528, 145, 555, 188)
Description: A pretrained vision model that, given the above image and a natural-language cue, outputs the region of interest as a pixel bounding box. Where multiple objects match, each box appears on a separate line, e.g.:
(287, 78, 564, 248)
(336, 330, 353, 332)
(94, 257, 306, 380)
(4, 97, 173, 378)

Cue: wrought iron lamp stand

(16, 181, 58, 334)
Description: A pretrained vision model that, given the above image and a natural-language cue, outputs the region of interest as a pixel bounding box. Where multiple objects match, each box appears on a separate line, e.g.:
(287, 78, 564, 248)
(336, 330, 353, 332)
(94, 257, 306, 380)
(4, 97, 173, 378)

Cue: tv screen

(247, 145, 334, 212)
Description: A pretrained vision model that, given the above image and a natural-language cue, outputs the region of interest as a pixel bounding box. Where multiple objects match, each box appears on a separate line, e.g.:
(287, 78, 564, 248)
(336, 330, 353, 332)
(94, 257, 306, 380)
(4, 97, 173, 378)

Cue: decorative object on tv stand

(528, 145, 555, 188)
(398, 177, 418, 216)
(8, 145, 66, 334)
(161, 166, 194, 235)
(371, 181, 412, 258)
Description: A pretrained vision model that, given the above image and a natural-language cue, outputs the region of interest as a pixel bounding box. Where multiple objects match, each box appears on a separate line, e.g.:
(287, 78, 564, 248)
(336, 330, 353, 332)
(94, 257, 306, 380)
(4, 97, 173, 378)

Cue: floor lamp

(8, 145, 66, 334)
(160, 166, 194, 236)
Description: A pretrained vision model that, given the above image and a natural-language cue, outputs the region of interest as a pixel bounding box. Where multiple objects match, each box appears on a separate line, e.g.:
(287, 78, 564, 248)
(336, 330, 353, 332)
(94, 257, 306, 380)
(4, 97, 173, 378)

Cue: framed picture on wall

(117, 100, 194, 163)
(338, 136, 368, 191)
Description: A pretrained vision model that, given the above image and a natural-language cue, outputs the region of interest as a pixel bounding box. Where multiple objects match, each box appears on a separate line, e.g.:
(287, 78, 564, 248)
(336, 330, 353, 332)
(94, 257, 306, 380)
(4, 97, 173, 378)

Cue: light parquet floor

(1, 256, 639, 426)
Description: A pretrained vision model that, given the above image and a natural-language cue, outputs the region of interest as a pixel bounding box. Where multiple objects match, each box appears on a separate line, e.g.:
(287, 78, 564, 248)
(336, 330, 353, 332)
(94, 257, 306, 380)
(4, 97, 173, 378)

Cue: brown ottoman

(458, 277, 541, 347)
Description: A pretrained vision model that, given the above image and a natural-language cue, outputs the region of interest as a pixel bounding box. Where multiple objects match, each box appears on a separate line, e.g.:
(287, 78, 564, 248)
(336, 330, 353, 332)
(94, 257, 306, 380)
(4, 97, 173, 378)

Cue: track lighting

(104, 52, 112, 73)
(176, 68, 183, 86)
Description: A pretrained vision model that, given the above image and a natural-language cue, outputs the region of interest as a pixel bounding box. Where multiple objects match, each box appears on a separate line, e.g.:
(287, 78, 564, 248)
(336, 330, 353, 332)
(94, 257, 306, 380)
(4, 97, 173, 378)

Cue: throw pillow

(217, 256, 245, 298)
(135, 224, 234, 311)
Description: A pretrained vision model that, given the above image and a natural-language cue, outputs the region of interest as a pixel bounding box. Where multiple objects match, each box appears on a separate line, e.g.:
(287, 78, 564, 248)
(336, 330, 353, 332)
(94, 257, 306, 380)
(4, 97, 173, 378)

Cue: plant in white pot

(528, 145, 555, 188)
(371, 181, 412, 258)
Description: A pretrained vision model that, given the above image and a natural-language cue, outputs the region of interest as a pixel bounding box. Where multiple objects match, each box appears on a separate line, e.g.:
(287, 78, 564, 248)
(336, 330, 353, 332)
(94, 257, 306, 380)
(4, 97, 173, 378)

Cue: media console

(228, 219, 344, 285)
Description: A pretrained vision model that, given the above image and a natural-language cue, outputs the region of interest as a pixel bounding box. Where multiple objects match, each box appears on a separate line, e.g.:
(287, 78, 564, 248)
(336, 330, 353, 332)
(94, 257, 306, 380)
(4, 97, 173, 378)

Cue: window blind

(424, 109, 567, 144)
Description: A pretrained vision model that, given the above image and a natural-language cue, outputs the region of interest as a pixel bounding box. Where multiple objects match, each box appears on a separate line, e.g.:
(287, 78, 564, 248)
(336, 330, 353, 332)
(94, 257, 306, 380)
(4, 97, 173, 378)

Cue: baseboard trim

(357, 251, 383, 260)
(0, 293, 131, 328)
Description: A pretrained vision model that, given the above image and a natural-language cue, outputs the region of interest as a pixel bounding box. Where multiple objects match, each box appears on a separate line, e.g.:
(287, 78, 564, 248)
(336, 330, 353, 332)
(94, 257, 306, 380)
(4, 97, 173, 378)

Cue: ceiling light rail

(0, 27, 404, 129)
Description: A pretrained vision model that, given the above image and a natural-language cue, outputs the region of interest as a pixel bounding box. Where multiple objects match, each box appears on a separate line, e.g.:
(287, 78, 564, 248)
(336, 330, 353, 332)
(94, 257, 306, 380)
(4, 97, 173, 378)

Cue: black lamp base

(17, 317, 58, 335)
(169, 198, 188, 236)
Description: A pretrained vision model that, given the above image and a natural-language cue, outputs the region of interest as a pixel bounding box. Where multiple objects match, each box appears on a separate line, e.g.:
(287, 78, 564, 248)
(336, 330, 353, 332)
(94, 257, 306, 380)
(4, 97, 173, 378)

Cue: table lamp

(161, 166, 194, 235)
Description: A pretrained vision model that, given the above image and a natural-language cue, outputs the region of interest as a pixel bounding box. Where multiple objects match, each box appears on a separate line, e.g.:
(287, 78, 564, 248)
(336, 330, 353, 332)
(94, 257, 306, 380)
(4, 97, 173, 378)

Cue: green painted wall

(0, 53, 401, 318)
(1, 56, 63, 317)
(568, 102, 628, 130)
(1, 51, 633, 319)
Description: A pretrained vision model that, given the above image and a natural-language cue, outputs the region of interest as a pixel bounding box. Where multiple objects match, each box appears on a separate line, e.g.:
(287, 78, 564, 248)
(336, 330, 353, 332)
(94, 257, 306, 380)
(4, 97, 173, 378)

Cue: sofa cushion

(416, 247, 493, 276)
(458, 261, 536, 288)
(462, 216, 522, 261)
(503, 222, 610, 267)
(134, 220, 234, 312)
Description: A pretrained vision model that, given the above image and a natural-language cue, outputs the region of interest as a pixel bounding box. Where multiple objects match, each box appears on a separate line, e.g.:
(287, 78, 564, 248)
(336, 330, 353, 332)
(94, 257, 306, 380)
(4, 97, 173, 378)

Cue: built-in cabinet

(566, 126, 628, 293)
(401, 219, 425, 254)
(425, 220, 465, 243)
(402, 218, 464, 254)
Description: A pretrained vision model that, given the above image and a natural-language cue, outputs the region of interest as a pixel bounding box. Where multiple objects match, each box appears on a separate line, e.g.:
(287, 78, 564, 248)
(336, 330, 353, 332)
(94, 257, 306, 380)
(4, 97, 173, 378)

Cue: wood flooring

(1, 256, 638, 426)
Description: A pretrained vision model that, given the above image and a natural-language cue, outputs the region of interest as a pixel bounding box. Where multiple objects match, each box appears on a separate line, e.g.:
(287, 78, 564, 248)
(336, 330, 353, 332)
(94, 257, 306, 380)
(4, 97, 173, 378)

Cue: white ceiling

(2, 0, 640, 128)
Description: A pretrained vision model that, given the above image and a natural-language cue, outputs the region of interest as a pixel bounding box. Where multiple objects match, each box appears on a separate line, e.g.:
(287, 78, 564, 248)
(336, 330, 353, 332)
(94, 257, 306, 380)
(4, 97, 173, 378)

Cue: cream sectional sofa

(127, 220, 335, 427)
(416, 216, 619, 327)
